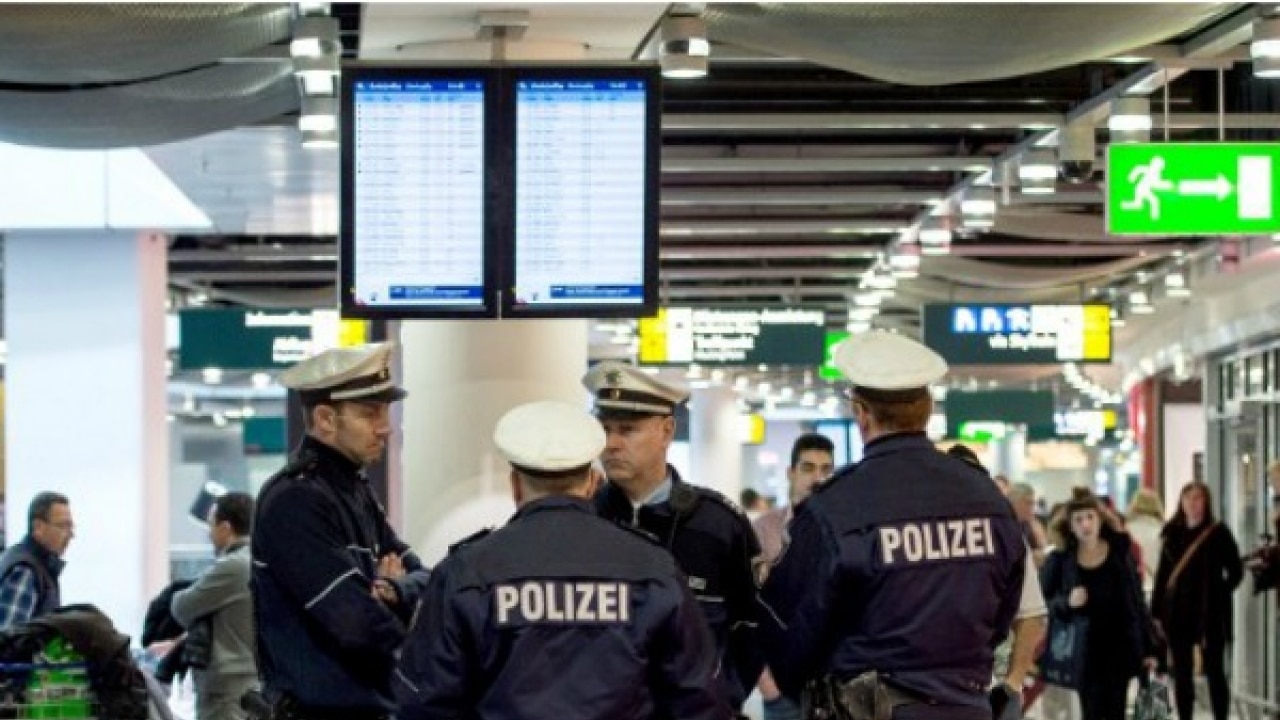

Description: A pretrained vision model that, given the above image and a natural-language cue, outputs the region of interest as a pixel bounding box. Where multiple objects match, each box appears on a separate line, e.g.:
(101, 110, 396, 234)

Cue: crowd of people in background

(0, 335, 1266, 720)
(896, 464, 1242, 720)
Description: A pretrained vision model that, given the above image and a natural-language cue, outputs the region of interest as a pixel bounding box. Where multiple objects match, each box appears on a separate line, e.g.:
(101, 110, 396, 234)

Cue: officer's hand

(989, 682, 1021, 720)
(1068, 587, 1088, 608)
(378, 552, 405, 580)
(372, 579, 400, 605)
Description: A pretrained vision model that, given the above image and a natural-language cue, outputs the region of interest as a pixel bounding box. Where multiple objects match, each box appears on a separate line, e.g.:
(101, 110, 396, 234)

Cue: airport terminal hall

(7, 3, 1280, 720)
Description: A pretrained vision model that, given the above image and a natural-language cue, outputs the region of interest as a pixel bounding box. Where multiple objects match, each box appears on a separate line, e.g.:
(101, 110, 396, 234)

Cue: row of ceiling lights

(292, 3, 341, 149)
(851, 11, 1280, 325)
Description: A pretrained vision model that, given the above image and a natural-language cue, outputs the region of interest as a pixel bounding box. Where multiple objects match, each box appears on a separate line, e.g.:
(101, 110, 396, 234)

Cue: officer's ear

(313, 404, 339, 435)
(658, 414, 676, 443)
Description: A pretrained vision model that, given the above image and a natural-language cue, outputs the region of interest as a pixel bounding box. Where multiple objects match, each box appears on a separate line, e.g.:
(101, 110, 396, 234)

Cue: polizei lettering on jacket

(878, 518, 995, 565)
(494, 581, 631, 625)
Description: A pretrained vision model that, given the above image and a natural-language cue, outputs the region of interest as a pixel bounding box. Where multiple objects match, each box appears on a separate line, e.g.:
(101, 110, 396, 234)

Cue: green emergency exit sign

(1106, 142, 1280, 235)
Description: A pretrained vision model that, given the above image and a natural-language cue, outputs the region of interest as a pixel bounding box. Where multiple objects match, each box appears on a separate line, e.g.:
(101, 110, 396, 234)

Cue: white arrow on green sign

(1107, 142, 1280, 235)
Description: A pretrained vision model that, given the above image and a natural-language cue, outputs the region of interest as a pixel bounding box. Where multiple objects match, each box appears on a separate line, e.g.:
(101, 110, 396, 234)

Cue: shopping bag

(1038, 615, 1089, 690)
(1134, 673, 1173, 720)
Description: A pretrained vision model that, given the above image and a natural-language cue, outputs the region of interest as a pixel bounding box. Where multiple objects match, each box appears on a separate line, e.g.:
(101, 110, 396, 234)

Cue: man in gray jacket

(173, 492, 257, 720)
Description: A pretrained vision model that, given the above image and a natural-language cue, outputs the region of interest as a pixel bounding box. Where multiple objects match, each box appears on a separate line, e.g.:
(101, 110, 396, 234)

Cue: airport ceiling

(3, 3, 1277, 388)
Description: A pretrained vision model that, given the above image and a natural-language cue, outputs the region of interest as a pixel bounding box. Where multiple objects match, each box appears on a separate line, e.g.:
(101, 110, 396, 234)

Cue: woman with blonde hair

(1041, 494, 1157, 720)
(1126, 489, 1166, 593)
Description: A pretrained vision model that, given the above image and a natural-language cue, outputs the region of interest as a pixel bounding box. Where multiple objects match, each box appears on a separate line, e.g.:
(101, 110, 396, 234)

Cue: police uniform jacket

(760, 433, 1025, 719)
(252, 436, 431, 715)
(595, 466, 764, 709)
(394, 496, 729, 720)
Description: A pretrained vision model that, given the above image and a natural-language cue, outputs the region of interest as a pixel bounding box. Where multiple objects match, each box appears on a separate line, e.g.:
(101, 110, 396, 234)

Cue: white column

(993, 428, 1028, 481)
(399, 319, 588, 563)
(688, 386, 744, 501)
(5, 231, 169, 635)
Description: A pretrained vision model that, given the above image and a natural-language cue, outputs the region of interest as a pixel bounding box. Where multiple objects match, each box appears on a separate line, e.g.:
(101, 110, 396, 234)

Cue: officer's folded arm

(385, 551, 432, 615)
(259, 485, 407, 655)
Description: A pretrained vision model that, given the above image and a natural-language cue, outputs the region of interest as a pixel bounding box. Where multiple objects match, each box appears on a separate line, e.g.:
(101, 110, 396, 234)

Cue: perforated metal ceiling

(0, 3, 297, 148)
(703, 3, 1228, 85)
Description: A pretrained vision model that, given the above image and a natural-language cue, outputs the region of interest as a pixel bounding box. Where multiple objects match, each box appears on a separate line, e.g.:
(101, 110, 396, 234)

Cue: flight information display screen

(506, 69, 659, 317)
(341, 72, 495, 318)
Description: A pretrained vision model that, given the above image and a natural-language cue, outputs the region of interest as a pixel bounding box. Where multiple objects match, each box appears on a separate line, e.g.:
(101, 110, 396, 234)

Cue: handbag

(1040, 556, 1089, 690)
(1134, 673, 1174, 720)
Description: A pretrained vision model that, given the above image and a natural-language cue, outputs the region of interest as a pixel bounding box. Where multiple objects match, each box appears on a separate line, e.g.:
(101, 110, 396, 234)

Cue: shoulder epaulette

(448, 528, 493, 554)
(670, 482, 703, 519)
(685, 484, 753, 525)
(616, 523, 662, 546)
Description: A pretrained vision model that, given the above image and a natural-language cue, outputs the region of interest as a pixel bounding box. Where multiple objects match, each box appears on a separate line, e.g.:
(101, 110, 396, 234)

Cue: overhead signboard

(638, 308, 826, 366)
(922, 304, 1111, 365)
(1107, 142, 1280, 235)
(945, 390, 1055, 439)
(819, 331, 850, 381)
(177, 309, 366, 371)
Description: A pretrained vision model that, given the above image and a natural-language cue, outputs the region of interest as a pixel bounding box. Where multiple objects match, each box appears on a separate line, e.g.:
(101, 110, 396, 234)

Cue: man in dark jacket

(253, 343, 431, 720)
(395, 401, 727, 720)
(584, 361, 764, 711)
(0, 492, 73, 629)
(760, 332, 1026, 720)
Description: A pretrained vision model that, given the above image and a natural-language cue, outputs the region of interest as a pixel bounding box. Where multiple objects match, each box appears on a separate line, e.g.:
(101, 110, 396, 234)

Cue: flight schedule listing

(514, 79, 649, 306)
(351, 79, 486, 308)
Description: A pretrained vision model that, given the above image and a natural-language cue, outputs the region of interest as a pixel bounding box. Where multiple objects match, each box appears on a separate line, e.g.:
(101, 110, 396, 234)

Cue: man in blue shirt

(585, 361, 764, 712)
(0, 492, 73, 629)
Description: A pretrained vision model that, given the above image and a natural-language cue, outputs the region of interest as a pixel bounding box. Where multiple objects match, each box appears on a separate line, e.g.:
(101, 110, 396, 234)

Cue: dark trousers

(1078, 670, 1131, 720)
(1169, 631, 1230, 720)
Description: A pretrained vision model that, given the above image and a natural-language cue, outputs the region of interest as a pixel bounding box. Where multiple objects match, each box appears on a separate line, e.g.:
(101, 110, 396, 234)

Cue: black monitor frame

(498, 64, 662, 319)
(339, 64, 502, 319)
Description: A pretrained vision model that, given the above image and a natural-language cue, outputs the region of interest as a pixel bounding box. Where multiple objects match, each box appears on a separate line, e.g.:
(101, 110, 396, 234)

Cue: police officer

(252, 343, 430, 720)
(394, 401, 729, 720)
(760, 331, 1025, 720)
(584, 362, 764, 711)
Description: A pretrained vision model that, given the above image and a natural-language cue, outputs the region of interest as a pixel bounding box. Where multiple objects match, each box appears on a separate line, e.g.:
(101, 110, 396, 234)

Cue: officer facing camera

(252, 343, 430, 720)
(584, 361, 765, 711)
(394, 401, 728, 720)
(760, 331, 1026, 720)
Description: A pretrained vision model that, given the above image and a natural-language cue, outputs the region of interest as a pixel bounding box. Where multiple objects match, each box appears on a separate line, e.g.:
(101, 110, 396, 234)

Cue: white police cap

(493, 401, 605, 475)
(582, 361, 689, 416)
(834, 331, 948, 396)
(279, 342, 407, 404)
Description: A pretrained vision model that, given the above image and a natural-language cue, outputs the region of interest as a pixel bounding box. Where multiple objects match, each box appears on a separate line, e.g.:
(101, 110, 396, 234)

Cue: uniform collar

(514, 495, 596, 521)
(300, 435, 365, 481)
(20, 535, 64, 578)
(861, 431, 932, 460)
(636, 471, 674, 509)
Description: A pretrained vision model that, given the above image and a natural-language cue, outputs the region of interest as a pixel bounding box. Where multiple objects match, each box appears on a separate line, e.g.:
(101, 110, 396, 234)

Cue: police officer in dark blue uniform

(760, 331, 1025, 720)
(584, 362, 764, 712)
(252, 343, 431, 720)
(395, 401, 729, 720)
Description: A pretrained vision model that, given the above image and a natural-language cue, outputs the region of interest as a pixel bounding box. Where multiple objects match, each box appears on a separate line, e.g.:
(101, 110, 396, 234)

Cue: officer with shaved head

(760, 331, 1026, 720)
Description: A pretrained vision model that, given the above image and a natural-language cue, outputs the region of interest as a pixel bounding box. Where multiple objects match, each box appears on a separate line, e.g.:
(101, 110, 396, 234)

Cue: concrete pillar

(399, 320, 588, 563)
(5, 231, 169, 634)
(993, 428, 1028, 481)
(688, 386, 744, 501)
